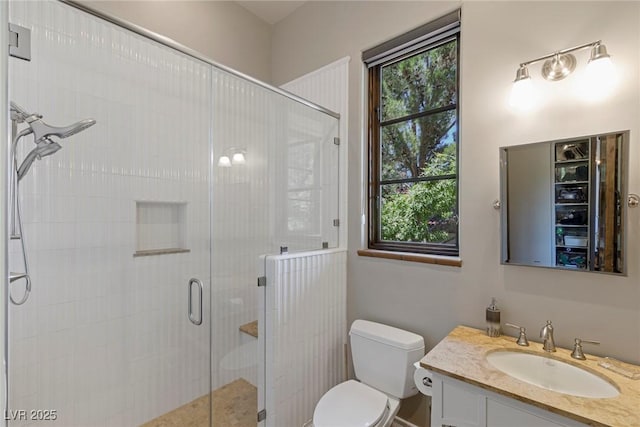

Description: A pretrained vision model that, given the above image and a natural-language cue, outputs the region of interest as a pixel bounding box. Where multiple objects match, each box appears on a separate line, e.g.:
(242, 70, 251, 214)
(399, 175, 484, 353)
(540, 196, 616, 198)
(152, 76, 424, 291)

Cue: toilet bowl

(314, 380, 400, 427)
(312, 320, 425, 427)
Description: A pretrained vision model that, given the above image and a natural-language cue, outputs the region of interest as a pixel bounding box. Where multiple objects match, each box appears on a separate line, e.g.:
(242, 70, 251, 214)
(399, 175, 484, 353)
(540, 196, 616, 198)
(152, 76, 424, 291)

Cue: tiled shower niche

(135, 201, 189, 256)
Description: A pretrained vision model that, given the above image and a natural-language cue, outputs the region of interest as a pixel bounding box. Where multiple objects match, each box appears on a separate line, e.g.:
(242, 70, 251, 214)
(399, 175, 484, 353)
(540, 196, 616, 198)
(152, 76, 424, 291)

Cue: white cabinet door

(432, 373, 486, 427)
(432, 373, 588, 427)
(486, 398, 586, 427)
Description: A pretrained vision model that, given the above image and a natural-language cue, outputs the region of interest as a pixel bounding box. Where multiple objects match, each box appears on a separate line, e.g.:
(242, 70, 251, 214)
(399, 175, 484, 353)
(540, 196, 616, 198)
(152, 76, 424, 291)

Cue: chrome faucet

(540, 320, 556, 352)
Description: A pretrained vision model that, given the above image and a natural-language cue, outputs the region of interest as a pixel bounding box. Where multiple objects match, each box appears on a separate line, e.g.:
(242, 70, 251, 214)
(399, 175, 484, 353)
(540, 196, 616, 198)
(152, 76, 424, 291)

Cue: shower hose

(9, 132, 32, 305)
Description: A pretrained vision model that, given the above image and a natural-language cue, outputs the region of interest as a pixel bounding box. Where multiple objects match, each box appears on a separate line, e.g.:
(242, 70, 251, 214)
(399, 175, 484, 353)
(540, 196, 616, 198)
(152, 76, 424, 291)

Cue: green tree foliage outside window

(372, 38, 459, 253)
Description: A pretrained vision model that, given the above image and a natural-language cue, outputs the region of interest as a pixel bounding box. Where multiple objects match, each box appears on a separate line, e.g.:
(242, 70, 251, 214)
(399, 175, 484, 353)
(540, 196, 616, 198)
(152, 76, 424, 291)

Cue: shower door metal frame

(1, 1, 10, 425)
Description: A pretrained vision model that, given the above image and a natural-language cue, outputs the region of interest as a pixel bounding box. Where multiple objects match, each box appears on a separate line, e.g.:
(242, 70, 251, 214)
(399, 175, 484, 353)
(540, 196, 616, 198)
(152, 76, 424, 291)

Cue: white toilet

(313, 320, 425, 427)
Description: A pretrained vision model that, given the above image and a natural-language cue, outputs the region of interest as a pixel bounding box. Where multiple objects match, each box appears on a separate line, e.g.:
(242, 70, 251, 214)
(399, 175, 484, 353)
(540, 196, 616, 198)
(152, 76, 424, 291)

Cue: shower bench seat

(239, 320, 258, 338)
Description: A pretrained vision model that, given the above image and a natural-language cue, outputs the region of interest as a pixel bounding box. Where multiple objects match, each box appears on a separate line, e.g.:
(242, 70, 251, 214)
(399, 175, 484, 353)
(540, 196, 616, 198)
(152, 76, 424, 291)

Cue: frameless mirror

(500, 131, 629, 274)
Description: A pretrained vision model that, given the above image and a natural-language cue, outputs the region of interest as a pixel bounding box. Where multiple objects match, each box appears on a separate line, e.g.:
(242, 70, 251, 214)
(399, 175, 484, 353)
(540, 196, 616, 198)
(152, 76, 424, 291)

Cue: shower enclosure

(4, 1, 342, 426)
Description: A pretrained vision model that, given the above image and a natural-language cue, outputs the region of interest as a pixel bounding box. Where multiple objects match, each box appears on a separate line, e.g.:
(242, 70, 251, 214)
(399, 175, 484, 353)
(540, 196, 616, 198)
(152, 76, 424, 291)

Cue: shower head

(27, 116, 96, 143)
(11, 101, 96, 143)
(17, 139, 62, 181)
(35, 139, 62, 157)
(10, 101, 97, 180)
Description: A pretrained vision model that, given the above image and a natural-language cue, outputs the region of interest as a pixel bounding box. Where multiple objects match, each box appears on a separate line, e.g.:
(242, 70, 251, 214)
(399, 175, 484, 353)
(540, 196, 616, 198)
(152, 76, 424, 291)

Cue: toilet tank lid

(350, 320, 424, 350)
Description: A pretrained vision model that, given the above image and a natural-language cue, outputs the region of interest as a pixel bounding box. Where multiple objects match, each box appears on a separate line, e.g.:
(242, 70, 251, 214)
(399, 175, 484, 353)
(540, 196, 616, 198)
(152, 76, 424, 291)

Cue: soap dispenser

(486, 297, 501, 337)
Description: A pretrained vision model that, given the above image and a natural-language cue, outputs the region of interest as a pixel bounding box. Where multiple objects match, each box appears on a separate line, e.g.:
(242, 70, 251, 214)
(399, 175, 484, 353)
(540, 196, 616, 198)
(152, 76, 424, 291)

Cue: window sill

(357, 249, 462, 267)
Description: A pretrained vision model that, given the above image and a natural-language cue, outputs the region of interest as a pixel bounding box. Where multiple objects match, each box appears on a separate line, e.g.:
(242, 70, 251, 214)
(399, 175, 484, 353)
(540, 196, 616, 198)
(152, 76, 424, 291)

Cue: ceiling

(236, 1, 306, 25)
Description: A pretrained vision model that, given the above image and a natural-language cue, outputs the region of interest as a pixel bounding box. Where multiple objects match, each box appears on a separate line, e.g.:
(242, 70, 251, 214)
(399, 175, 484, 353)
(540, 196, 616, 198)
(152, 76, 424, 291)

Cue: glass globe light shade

(231, 152, 246, 165)
(217, 155, 231, 167)
(509, 76, 535, 111)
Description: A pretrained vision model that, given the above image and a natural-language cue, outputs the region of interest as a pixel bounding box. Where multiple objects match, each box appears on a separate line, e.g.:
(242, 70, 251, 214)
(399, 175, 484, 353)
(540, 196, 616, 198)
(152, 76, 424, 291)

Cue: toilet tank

(350, 320, 425, 399)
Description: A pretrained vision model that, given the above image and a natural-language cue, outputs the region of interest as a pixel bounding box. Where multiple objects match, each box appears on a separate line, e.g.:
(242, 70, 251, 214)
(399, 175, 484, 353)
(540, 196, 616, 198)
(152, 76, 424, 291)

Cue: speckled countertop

(420, 325, 640, 427)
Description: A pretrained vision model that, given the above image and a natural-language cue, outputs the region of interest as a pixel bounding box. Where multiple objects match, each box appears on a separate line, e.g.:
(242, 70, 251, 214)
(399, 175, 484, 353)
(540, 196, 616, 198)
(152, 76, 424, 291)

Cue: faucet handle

(505, 323, 529, 346)
(571, 338, 600, 360)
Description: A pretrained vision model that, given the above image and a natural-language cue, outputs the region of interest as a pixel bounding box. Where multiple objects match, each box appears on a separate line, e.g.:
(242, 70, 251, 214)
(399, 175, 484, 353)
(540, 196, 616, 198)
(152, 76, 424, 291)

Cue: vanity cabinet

(430, 372, 588, 427)
(553, 138, 590, 269)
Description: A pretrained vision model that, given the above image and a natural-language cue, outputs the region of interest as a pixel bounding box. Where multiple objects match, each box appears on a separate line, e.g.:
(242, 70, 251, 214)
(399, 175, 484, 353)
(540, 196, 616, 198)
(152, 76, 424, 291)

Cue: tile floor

(142, 378, 257, 427)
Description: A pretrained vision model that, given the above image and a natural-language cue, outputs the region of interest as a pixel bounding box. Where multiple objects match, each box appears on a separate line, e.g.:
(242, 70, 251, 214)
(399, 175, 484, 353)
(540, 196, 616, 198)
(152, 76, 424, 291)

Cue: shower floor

(141, 378, 257, 427)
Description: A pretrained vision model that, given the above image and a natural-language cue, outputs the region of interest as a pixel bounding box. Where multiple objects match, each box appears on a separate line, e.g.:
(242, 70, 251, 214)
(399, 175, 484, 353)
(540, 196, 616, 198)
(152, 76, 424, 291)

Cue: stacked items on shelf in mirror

(554, 139, 590, 269)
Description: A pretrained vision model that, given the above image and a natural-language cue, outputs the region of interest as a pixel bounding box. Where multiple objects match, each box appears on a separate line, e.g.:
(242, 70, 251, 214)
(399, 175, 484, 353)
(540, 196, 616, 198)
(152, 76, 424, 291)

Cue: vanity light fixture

(510, 40, 615, 109)
(217, 148, 247, 167)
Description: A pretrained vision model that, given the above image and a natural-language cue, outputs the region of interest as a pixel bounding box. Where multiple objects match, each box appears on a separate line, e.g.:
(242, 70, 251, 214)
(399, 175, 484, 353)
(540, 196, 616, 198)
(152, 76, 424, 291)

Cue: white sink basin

(486, 350, 619, 398)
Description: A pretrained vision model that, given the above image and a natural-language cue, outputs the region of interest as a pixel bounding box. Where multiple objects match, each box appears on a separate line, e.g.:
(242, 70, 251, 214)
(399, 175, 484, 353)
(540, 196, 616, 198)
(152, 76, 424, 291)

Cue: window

(364, 11, 460, 256)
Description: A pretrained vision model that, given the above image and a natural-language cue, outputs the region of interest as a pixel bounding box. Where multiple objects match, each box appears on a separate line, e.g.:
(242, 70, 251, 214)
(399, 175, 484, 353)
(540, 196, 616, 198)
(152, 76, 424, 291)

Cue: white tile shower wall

(281, 57, 349, 249)
(264, 249, 347, 427)
(9, 1, 211, 426)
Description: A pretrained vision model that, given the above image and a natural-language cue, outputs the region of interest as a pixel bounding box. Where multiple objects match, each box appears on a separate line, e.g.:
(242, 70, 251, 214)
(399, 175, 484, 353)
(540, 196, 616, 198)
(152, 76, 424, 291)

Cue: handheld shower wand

(8, 102, 96, 305)
(16, 138, 62, 181)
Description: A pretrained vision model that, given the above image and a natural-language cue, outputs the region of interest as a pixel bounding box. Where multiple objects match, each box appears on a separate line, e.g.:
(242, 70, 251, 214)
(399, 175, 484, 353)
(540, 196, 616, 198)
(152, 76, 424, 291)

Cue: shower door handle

(188, 278, 203, 326)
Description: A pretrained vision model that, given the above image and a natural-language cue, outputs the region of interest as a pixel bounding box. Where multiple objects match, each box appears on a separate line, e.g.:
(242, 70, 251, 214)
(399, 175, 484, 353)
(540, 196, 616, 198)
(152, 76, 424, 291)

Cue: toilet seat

(313, 380, 389, 427)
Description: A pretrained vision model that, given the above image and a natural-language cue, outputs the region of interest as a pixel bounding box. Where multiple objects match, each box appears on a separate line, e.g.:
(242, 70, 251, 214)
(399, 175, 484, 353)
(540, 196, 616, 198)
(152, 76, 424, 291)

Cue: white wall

(79, 0, 272, 82)
(272, 1, 640, 364)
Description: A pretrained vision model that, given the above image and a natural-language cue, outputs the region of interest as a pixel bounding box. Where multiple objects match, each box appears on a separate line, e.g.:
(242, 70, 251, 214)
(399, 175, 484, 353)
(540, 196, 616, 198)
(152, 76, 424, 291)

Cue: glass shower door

(210, 66, 340, 427)
(7, 2, 212, 426)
